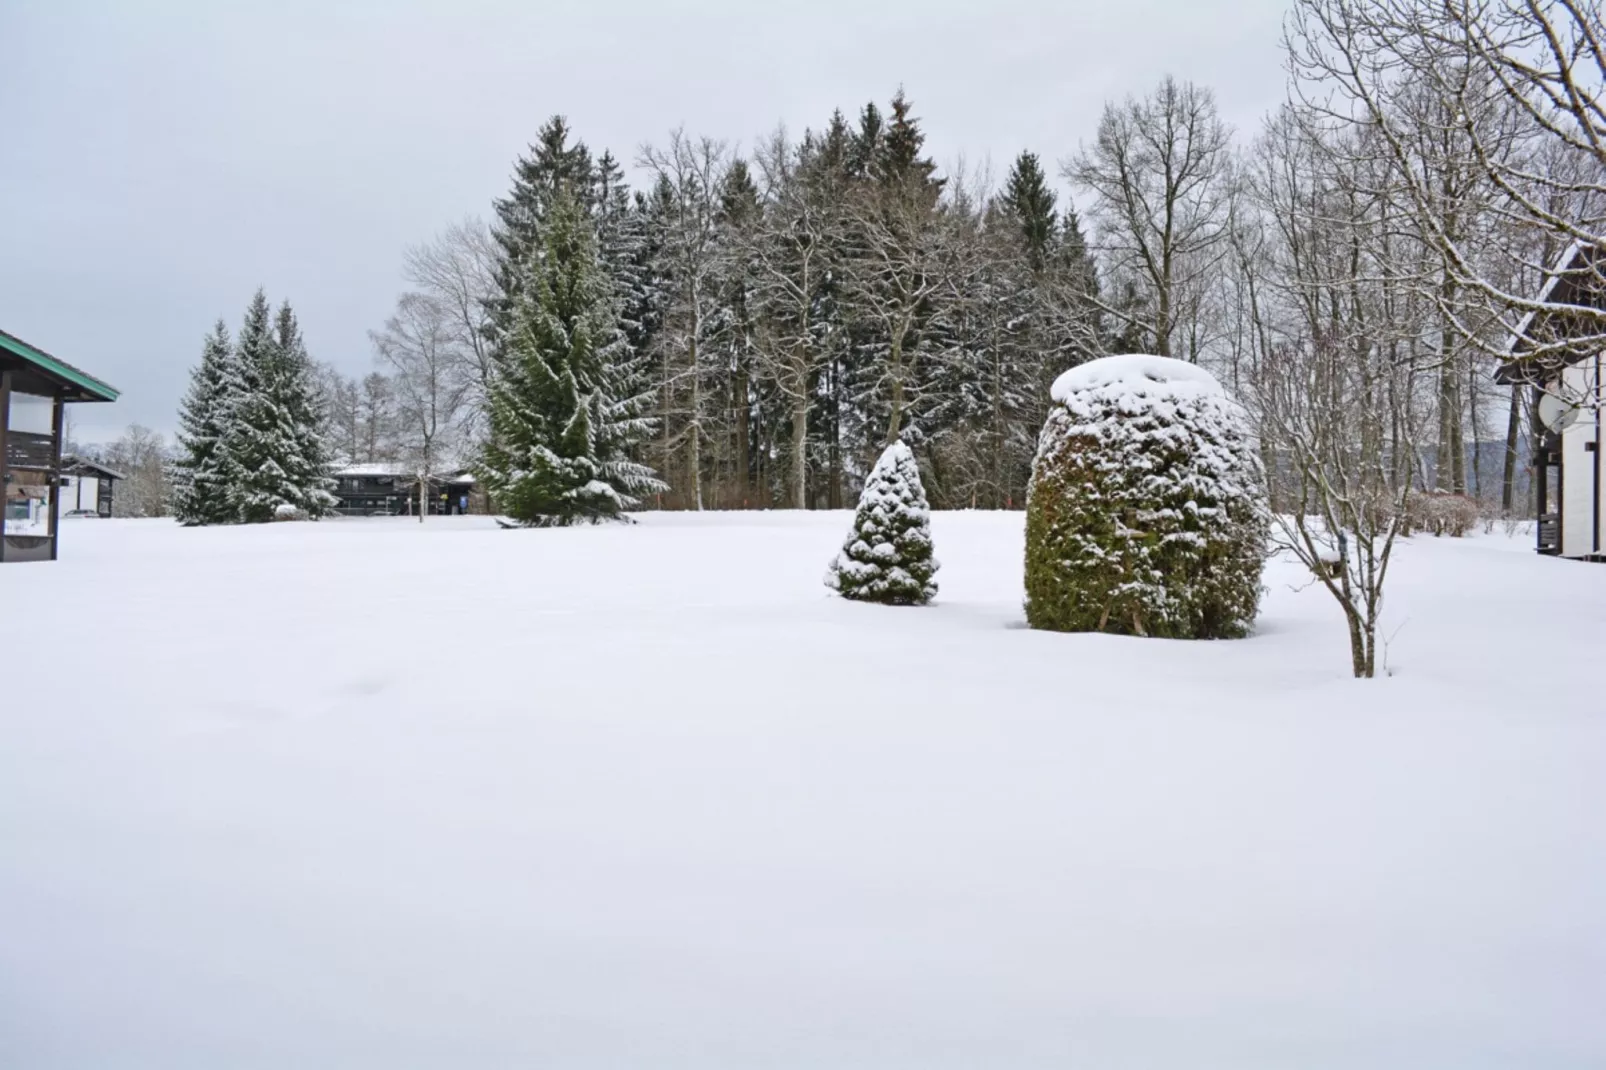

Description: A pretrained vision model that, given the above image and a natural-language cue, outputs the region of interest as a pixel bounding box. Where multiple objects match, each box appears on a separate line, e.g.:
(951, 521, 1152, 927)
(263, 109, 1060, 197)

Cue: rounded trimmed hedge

(1024, 355, 1268, 639)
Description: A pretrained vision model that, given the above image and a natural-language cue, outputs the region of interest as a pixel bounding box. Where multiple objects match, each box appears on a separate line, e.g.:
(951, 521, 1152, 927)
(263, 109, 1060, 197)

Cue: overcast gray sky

(1, 0, 1291, 443)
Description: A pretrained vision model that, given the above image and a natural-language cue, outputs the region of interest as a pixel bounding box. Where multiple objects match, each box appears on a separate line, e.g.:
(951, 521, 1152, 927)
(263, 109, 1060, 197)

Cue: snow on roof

(62, 455, 126, 480)
(1051, 354, 1224, 405)
(333, 463, 413, 478)
(1505, 238, 1587, 358)
(331, 463, 476, 481)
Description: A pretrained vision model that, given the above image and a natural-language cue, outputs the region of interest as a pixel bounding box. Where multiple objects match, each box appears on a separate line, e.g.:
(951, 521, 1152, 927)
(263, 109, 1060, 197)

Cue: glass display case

(2, 391, 56, 537)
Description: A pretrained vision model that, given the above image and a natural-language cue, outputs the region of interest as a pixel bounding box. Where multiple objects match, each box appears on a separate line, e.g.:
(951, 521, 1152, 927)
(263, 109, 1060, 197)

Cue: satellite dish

(1537, 391, 1581, 433)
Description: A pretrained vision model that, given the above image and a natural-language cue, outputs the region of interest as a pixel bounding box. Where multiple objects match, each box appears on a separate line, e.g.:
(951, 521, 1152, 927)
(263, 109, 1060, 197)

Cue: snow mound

(1051, 354, 1224, 405)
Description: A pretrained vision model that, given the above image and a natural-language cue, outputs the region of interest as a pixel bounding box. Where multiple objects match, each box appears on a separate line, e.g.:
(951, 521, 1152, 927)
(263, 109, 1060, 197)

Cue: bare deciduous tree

(640, 131, 730, 510)
(1236, 101, 1437, 677)
(749, 128, 847, 508)
(357, 372, 397, 464)
(403, 218, 498, 441)
(370, 294, 472, 521)
(1286, 0, 1606, 368)
(1068, 76, 1238, 361)
(101, 424, 171, 518)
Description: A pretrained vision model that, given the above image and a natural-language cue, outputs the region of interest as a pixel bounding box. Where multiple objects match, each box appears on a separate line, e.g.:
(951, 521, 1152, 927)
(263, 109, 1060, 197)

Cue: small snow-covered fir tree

(1024, 354, 1267, 639)
(172, 319, 240, 526)
(479, 186, 664, 525)
(825, 440, 939, 605)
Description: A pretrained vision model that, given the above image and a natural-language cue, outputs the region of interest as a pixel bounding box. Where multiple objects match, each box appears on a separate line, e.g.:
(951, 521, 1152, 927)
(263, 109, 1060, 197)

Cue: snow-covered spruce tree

(825, 440, 939, 605)
(172, 319, 241, 526)
(479, 186, 664, 525)
(269, 301, 337, 518)
(1024, 355, 1267, 638)
(221, 289, 333, 524)
(486, 116, 595, 360)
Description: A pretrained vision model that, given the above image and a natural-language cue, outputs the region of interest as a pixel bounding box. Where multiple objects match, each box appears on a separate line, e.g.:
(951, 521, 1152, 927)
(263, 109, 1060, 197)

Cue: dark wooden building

(331, 464, 477, 517)
(1, 327, 119, 563)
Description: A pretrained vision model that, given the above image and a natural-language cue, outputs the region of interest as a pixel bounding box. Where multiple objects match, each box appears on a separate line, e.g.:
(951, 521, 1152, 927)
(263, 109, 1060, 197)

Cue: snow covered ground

(2, 513, 1603, 1069)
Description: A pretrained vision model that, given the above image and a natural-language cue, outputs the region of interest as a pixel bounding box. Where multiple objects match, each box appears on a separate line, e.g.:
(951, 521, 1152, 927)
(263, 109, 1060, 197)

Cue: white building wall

(54, 475, 96, 518)
(1558, 357, 1603, 559)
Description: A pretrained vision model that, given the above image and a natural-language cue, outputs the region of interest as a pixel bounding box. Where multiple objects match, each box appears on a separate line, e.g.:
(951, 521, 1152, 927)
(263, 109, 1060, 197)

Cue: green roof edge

(0, 327, 120, 402)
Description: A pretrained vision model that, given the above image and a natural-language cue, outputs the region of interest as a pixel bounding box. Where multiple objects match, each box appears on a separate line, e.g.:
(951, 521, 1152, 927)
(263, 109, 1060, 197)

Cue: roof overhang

(0, 327, 120, 402)
(62, 456, 126, 480)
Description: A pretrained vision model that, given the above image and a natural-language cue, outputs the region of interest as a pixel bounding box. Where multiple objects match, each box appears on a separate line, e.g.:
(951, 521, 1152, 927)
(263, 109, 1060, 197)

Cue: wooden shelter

(1, 327, 119, 563)
(58, 457, 125, 519)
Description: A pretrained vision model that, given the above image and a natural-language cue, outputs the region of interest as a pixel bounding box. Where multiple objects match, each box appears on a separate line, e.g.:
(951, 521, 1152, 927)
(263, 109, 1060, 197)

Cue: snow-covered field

(2, 513, 1603, 1069)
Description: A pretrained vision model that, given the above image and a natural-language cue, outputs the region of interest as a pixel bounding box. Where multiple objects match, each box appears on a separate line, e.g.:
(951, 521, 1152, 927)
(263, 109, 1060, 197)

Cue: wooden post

(0, 369, 10, 564)
(49, 395, 65, 560)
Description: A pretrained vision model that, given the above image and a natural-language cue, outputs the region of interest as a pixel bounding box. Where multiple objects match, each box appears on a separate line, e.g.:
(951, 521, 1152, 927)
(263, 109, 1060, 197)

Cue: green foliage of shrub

(1024, 356, 1269, 639)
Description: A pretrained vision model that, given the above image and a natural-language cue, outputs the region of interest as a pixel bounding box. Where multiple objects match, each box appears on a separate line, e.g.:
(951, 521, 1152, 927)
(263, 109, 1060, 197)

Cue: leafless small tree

(356, 372, 397, 464)
(1230, 93, 1447, 677)
(370, 294, 472, 522)
(403, 218, 497, 442)
(101, 424, 170, 518)
(1254, 334, 1419, 677)
(318, 368, 363, 466)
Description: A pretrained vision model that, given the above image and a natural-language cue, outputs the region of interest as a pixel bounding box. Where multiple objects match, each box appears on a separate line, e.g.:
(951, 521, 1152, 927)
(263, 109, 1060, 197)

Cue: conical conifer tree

(1002, 151, 1059, 274)
(825, 440, 939, 605)
(846, 102, 883, 179)
(270, 301, 337, 517)
(221, 289, 303, 523)
(479, 187, 664, 525)
(173, 319, 240, 525)
(488, 116, 597, 354)
(875, 90, 942, 197)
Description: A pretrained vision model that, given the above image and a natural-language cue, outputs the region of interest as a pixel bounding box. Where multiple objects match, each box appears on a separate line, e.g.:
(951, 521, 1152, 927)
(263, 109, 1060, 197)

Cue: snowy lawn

(2, 513, 1603, 1069)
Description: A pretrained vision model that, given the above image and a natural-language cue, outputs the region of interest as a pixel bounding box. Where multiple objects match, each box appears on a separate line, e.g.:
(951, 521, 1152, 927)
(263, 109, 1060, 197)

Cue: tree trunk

(1501, 383, 1521, 513)
(1347, 612, 1375, 679)
(1436, 359, 1456, 492)
(1154, 275, 1171, 358)
(734, 369, 749, 505)
(886, 367, 905, 445)
(688, 338, 702, 511)
(828, 360, 843, 510)
(791, 395, 808, 510)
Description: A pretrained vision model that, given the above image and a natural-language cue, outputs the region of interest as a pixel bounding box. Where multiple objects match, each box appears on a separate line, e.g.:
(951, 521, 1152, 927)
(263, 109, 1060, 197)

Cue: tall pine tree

(487, 116, 596, 355)
(173, 319, 241, 525)
(218, 290, 333, 523)
(479, 187, 663, 525)
(270, 301, 337, 517)
(1002, 151, 1059, 274)
(219, 290, 291, 523)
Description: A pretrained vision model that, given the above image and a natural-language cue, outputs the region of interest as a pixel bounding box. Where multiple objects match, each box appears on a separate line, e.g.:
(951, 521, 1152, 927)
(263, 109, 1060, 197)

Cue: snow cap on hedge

(1050, 353, 1225, 404)
(1026, 354, 1268, 638)
(826, 440, 939, 606)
